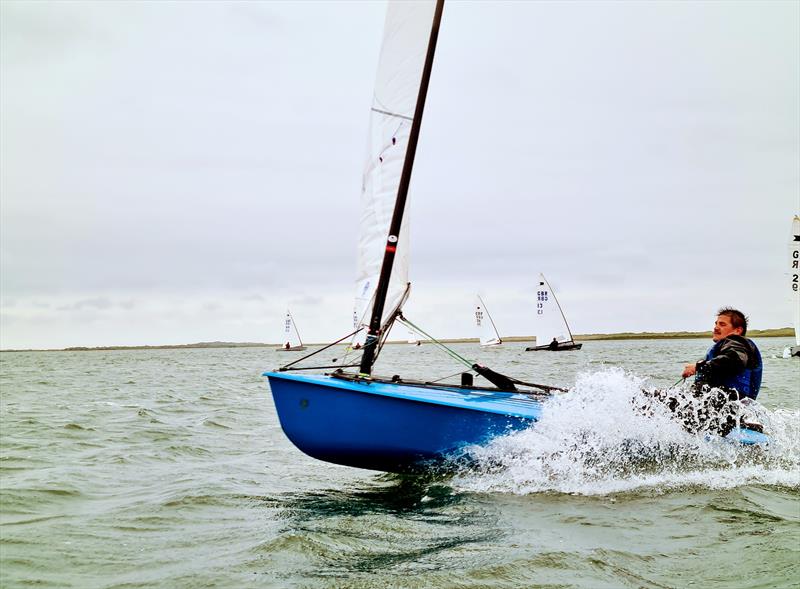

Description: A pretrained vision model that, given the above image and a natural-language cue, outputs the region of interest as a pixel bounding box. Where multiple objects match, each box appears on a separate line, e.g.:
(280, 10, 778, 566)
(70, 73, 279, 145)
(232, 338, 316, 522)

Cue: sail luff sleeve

(359, 0, 444, 375)
(353, 1, 440, 338)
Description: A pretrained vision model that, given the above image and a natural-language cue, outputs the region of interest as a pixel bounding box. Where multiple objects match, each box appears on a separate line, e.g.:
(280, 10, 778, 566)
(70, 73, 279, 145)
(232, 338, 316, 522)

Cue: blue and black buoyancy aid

(701, 337, 763, 399)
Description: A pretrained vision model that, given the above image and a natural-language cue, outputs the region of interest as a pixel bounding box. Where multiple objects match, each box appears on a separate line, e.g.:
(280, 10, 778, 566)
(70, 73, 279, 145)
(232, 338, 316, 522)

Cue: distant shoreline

(1, 328, 793, 352)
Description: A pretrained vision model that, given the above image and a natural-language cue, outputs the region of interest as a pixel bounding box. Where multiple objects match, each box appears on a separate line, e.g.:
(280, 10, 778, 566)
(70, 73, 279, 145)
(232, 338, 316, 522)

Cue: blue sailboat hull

(264, 372, 769, 473)
(264, 372, 542, 473)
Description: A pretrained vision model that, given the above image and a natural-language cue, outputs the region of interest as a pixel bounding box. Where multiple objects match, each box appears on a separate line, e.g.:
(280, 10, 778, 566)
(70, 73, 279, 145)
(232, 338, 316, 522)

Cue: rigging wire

(399, 314, 567, 393)
(278, 310, 565, 394)
(398, 315, 551, 389)
(397, 315, 474, 369)
(340, 326, 368, 365)
(278, 327, 364, 372)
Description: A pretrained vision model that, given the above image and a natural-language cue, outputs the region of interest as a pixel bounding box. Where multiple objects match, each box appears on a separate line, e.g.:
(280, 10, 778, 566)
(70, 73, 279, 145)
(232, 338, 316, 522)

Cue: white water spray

(453, 368, 800, 495)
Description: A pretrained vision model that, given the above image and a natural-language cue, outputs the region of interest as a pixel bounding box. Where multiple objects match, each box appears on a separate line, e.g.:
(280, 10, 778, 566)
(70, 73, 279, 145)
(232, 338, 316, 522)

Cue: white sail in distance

(475, 295, 502, 346)
(280, 310, 304, 350)
(352, 0, 438, 338)
(789, 215, 800, 347)
(534, 274, 574, 347)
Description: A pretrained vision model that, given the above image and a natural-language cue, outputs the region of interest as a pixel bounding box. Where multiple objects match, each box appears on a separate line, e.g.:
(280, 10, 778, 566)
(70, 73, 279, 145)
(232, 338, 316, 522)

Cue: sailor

(284, 342, 291, 350)
(548, 337, 559, 351)
(682, 307, 762, 398)
(678, 307, 763, 434)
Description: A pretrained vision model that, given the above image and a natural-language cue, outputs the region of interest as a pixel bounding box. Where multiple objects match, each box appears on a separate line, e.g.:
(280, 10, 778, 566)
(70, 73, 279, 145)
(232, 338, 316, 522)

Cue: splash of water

(452, 368, 800, 496)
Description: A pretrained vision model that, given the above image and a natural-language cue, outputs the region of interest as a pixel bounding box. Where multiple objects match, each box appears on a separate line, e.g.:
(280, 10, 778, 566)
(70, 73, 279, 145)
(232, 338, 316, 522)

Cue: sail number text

(537, 290, 548, 315)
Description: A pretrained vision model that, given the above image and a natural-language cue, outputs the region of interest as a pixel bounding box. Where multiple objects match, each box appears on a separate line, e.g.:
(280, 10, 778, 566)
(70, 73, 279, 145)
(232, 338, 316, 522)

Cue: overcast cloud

(1, 0, 798, 349)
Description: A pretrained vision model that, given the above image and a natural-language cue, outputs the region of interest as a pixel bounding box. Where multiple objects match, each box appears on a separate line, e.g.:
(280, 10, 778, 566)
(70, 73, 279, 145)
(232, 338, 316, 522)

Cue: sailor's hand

(682, 363, 697, 378)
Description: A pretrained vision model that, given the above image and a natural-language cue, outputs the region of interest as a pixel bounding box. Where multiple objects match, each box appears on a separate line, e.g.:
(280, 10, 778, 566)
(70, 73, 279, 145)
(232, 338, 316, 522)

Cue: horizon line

(1, 327, 794, 353)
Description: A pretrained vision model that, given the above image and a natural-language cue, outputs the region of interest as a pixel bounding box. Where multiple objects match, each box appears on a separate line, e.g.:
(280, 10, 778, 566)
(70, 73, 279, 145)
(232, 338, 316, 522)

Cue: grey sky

(1, 0, 798, 349)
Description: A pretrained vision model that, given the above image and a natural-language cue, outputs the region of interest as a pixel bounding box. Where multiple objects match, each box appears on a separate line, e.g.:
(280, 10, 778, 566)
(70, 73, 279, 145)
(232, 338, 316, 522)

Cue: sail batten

(370, 107, 414, 121)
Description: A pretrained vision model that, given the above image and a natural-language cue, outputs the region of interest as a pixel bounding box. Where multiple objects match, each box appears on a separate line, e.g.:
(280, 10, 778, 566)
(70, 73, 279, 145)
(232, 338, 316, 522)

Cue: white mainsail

(279, 310, 304, 350)
(534, 274, 575, 347)
(475, 295, 502, 346)
(352, 0, 437, 341)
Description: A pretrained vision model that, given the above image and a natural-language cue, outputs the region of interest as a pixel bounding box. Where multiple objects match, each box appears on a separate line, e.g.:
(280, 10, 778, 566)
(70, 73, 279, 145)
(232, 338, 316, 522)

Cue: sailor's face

(712, 315, 742, 342)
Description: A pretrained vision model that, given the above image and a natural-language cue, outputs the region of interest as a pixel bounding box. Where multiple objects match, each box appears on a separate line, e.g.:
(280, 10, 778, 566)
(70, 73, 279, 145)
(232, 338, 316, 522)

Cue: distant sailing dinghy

(525, 274, 582, 352)
(278, 310, 306, 352)
(784, 215, 800, 358)
(475, 295, 502, 346)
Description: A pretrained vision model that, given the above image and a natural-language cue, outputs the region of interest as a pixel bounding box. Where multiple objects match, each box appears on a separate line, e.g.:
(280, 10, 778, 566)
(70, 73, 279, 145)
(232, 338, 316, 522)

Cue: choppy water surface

(1, 339, 798, 588)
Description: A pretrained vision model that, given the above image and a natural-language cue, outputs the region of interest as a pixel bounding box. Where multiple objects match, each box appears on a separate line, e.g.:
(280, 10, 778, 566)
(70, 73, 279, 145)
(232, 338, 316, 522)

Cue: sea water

(1, 338, 798, 588)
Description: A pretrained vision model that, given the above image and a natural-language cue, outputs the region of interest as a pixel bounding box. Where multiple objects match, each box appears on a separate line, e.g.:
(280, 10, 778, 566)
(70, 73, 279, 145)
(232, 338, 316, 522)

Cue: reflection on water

(272, 475, 460, 518)
(257, 476, 506, 583)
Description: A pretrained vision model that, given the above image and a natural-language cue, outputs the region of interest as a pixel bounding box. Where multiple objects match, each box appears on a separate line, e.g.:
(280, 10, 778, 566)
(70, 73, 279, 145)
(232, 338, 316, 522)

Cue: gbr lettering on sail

(792, 216, 800, 293)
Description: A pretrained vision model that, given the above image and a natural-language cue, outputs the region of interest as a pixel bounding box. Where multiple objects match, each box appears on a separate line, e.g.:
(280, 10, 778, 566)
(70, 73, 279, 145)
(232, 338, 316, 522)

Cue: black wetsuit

(648, 336, 762, 436)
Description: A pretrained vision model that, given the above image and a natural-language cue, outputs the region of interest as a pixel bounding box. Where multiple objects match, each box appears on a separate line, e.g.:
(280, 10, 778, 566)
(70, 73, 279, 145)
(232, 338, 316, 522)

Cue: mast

(542, 275, 575, 343)
(484, 305, 502, 345)
(359, 0, 445, 375)
(290, 311, 303, 347)
(477, 294, 502, 345)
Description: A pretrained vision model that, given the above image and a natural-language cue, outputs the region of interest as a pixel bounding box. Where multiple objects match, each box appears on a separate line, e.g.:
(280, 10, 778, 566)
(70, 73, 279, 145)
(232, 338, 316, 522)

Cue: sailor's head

(712, 307, 747, 341)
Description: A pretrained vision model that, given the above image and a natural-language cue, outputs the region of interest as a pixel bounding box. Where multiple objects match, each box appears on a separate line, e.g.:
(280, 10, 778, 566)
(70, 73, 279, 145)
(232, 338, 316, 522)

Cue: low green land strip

(1, 328, 793, 352)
